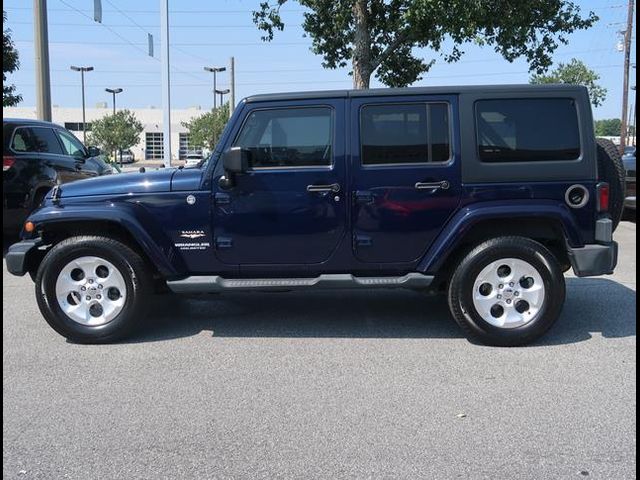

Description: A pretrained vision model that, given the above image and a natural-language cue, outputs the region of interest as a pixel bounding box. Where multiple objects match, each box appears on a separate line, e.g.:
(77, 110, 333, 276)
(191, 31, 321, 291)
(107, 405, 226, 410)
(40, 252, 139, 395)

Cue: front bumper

(6, 239, 41, 277)
(568, 242, 618, 277)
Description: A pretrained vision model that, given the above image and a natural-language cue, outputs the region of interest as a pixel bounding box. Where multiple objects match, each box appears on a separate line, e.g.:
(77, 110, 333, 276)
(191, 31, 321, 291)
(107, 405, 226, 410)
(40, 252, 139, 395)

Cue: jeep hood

(54, 168, 203, 198)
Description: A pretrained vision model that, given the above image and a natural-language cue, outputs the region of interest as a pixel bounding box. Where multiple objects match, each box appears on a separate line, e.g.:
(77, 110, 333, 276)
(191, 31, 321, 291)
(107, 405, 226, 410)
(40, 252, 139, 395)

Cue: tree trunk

(352, 0, 372, 89)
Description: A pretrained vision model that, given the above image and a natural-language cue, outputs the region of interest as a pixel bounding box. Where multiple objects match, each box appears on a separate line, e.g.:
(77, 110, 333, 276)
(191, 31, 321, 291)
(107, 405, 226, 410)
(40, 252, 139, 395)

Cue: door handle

(415, 181, 450, 190)
(307, 183, 341, 193)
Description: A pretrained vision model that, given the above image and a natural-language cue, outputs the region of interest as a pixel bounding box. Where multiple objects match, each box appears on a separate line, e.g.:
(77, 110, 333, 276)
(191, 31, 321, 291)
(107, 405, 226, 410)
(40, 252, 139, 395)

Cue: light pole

(215, 88, 230, 106)
(70, 65, 94, 143)
(34, 0, 52, 121)
(105, 87, 123, 115)
(105, 88, 123, 165)
(632, 64, 637, 146)
(229, 56, 235, 119)
(632, 85, 637, 146)
(204, 66, 226, 109)
(161, 0, 172, 168)
(619, 0, 634, 151)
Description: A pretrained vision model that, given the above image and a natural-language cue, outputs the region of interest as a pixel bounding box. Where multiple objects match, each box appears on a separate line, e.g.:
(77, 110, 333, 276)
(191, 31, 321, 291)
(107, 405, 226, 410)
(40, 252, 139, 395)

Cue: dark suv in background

(3, 119, 113, 233)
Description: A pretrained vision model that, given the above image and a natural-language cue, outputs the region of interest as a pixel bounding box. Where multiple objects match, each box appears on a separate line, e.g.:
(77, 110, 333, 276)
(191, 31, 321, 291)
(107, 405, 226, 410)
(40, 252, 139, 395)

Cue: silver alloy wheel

(472, 258, 546, 329)
(55, 256, 127, 326)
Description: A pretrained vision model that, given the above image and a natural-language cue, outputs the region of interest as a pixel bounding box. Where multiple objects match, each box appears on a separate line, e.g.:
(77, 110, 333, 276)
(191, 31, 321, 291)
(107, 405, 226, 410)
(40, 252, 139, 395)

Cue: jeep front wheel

(35, 236, 151, 343)
(447, 236, 566, 346)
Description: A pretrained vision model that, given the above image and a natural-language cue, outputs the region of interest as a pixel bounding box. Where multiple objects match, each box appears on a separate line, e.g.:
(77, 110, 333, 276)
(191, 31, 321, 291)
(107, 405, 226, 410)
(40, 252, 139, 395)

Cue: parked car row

(3, 119, 114, 233)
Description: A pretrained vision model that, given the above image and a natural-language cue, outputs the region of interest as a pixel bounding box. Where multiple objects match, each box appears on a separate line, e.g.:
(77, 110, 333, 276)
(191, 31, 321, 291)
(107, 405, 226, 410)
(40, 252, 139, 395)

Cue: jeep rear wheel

(36, 236, 151, 343)
(448, 236, 565, 346)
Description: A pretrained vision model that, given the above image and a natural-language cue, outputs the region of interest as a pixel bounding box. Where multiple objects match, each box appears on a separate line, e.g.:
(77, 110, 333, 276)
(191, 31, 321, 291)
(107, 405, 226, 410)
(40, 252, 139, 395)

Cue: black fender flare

(417, 200, 583, 274)
(26, 203, 187, 277)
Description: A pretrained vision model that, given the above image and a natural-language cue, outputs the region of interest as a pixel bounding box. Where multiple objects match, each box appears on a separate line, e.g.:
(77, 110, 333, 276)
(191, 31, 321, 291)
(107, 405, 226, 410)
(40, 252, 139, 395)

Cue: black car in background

(622, 145, 636, 213)
(3, 118, 113, 233)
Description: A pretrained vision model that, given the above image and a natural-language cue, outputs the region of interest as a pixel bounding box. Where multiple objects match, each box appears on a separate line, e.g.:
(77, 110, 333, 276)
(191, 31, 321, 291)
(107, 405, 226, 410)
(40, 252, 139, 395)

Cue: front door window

(56, 129, 86, 158)
(234, 107, 333, 169)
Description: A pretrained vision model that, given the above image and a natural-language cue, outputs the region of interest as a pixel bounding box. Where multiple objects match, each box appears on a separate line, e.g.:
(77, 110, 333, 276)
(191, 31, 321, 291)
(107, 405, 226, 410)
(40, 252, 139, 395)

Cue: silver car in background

(184, 151, 203, 168)
(117, 149, 135, 164)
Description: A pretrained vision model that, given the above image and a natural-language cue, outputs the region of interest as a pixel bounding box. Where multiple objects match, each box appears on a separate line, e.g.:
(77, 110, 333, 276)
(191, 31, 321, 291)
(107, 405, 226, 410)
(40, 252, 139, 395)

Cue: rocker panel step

(166, 273, 433, 293)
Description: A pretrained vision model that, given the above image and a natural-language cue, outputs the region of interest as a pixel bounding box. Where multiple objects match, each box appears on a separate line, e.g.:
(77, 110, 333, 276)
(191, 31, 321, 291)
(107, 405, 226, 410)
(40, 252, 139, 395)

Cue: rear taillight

(596, 182, 610, 213)
(3, 155, 16, 172)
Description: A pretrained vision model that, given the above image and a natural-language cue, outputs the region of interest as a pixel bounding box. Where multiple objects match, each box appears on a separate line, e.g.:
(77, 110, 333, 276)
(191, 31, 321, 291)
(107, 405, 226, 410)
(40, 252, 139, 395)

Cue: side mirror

(219, 147, 250, 189)
(86, 146, 101, 157)
(222, 147, 249, 174)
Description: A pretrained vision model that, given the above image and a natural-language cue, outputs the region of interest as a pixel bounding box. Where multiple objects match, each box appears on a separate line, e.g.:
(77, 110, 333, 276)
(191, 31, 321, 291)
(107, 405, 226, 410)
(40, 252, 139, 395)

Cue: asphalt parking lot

(3, 222, 636, 479)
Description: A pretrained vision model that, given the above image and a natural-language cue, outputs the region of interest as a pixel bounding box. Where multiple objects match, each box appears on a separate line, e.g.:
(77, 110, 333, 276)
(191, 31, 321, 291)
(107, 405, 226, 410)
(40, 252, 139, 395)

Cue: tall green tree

(88, 110, 143, 162)
(594, 118, 622, 137)
(3, 10, 22, 106)
(253, 1, 597, 89)
(530, 58, 607, 107)
(181, 104, 230, 151)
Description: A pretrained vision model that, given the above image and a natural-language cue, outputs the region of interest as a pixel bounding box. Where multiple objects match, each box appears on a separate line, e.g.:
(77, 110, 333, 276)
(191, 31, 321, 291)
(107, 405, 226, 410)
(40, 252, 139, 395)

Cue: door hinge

(354, 190, 374, 205)
(354, 233, 373, 247)
(214, 192, 231, 205)
(215, 237, 233, 249)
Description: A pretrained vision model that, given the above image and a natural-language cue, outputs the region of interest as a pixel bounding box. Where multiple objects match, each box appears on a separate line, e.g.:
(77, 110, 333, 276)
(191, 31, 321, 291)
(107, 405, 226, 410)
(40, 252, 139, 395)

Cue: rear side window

(475, 98, 581, 163)
(11, 127, 64, 154)
(360, 103, 451, 165)
(234, 107, 332, 168)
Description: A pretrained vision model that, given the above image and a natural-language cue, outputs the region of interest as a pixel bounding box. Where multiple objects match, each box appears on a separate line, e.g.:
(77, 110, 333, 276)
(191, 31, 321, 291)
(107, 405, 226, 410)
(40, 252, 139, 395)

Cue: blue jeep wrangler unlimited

(7, 85, 623, 346)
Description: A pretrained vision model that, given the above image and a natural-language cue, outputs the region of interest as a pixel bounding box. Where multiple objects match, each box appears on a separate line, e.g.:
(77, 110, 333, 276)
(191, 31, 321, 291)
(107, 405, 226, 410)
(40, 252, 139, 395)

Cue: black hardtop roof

(244, 83, 586, 103)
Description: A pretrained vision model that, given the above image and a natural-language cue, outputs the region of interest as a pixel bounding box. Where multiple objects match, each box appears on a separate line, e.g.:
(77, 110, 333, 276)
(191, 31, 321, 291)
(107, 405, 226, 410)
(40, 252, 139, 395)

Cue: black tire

(448, 236, 566, 347)
(596, 138, 625, 231)
(35, 236, 151, 343)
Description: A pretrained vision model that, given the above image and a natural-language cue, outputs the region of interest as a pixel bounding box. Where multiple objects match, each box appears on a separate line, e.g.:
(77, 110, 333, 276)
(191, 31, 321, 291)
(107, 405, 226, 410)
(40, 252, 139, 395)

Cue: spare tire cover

(596, 137, 625, 232)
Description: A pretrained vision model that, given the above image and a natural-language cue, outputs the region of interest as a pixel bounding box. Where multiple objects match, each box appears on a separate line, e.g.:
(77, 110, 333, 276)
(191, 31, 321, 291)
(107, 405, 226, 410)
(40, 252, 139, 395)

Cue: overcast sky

(3, 0, 636, 119)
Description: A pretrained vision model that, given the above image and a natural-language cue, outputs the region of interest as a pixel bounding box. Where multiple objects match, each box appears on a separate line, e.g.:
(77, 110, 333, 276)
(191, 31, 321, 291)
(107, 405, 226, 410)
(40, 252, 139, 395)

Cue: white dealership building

(4, 104, 211, 163)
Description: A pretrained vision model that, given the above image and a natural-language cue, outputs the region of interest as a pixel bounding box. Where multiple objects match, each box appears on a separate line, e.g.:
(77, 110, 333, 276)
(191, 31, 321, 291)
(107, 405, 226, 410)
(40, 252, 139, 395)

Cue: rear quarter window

(475, 98, 581, 163)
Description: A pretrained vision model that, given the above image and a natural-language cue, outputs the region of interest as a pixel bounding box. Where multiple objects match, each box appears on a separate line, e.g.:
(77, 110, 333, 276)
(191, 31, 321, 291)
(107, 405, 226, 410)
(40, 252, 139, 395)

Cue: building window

(475, 98, 581, 163)
(145, 132, 164, 160)
(179, 133, 203, 160)
(64, 122, 92, 132)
